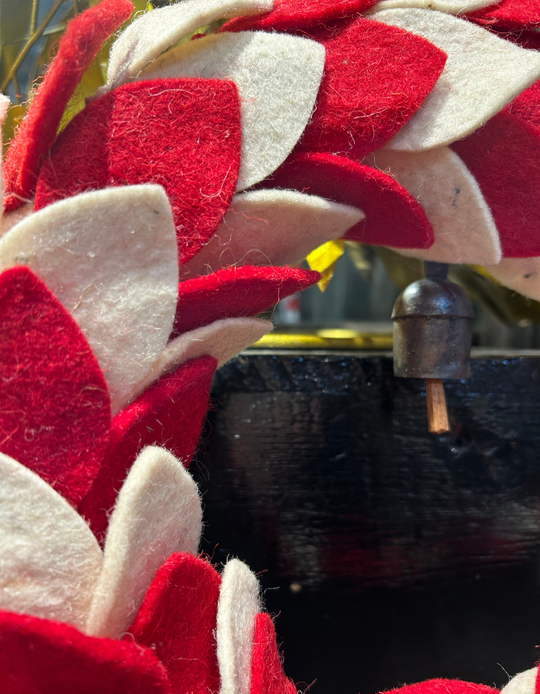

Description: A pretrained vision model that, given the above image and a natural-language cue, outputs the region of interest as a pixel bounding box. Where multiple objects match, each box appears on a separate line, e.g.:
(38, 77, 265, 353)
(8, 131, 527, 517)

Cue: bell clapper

(425, 378, 450, 435)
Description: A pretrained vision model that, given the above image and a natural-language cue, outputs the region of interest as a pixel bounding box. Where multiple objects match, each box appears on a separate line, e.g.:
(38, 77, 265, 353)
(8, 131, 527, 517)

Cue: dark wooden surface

(192, 351, 540, 694)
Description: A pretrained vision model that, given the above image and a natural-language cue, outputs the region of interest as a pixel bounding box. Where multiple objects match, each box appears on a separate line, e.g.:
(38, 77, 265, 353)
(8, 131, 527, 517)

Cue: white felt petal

(0, 94, 10, 216)
(370, 0, 493, 14)
(217, 559, 261, 694)
(180, 188, 363, 279)
(107, 0, 274, 89)
(366, 148, 501, 265)
(0, 185, 179, 415)
(373, 9, 540, 150)
(139, 32, 325, 191)
(500, 669, 538, 694)
(123, 318, 272, 410)
(486, 258, 540, 302)
(0, 452, 103, 629)
(86, 446, 202, 639)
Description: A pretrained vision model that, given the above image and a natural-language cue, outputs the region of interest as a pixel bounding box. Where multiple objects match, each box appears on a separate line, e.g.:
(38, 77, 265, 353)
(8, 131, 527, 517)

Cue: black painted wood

(192, 352, 540, 694)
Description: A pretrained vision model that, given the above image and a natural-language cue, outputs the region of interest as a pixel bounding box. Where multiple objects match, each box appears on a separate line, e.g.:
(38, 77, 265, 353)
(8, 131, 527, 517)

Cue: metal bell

(392, 265, 474, 380)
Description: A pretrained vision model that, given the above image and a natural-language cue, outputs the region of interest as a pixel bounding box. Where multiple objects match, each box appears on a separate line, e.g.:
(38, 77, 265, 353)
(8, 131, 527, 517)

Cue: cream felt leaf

(373, 9, 540, 150)
(0, 185, 179, 415)
(180, 188, 363, 279)
(365, 148, 501, 265)
(500, 669, 537, 694)
(0, 452, 103, 630)
(86, 446, 202, 639)
(486, 258, 540, 302)
(370, 0, 493, 14)
(217, 559, 261, 694)
(106, 0, 274, 89)
(122, 318, 272, 410)
(139, 32, 325, 191)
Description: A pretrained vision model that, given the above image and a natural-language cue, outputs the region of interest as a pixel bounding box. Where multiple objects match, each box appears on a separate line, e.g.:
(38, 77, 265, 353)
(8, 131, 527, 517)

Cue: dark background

(193, 352, 540, 694)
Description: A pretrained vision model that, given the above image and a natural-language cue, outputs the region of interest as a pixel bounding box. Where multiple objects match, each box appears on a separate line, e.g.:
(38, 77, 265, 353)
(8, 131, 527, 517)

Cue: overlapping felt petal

(0, 186, 178, 414)
(507, 79, 540, 126)
(79, 356, 217, 544)
(131, 318, 271, 403)
(217, 559, 261, 694)
(452, 109, 540, 257)
(139, 32, 325, 191)
(106, 0, 273, 89)
(250, 613, 297, 694)
(0, 452, 102, 629)
(499, 668, 537, 694)
(180, 189, 363, 279)
(290, 17, 446, 159)
(260, 152, 433, 250)
(86, 446, 202, 638)
(373, 9, 540, 151)
(485, 258, 540, 301)
(129, 553, 222, 694)
(34, 78, 242, 265)
(0, 267, 110, 505)
(0, 610, 171, 694)
(371, 0, 494, 13)
(3, 0, 133, 212)
(385, 680, 500, 694)
(365, 148, 501, 264)
(173, 266, 320, 335)
(467, 0, 540, 30)
(223, 0, 378, 31)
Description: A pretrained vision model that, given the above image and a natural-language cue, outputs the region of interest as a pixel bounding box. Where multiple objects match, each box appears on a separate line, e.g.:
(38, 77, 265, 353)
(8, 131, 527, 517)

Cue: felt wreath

(1, 0, 540, 692)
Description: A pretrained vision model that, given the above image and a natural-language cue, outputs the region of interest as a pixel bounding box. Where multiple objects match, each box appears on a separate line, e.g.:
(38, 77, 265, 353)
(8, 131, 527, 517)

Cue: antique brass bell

(391, 262, 474, 434)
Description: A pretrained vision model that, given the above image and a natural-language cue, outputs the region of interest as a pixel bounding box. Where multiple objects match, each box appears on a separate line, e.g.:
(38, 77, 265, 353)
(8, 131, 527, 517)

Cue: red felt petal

(385, 681, 499, 694)
(34, 78, 242, 264)
(79, 355, 216, 543)
(0, 610, 171, 694)
(222, 0, 377, 32)
(507, 79, 540, 126)
(3, 0, 133, 212)
(174, 266, 320, 336)
(250, 613, 297, 694)
(259, 152, 433, 250)
(0, 267, 110, 506)
(467, 0, 540, 31)
(489, 28, 540, 50)
(129, 553, 221, 694)
(290, 17, 447, 159)
(452, 109, 540, 258)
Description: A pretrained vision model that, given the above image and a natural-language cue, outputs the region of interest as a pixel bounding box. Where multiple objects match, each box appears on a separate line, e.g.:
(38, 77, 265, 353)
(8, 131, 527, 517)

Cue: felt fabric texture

(129, 553, 221, 694)
(0, 203, 33, 238)
(217, 559, 261, 694)
(2, 0, 133, 213)
(485, 257, 540, 301)
(173, 266, 320, 335)
(0, 267, 110, 505)
(139, 32, 325, 191)
(0, 185, 178, 414)
(131, 318, 271, 402)
(223, 0, 378, 31)
(261, 152, 434, 250)
(0, 610, 171, 694)
(291, 17, 447, 160)
(86, 446, 202, 639)
(373, 8, 540, 151)
(467, 0, 540, 30)
(0, 94, 10, 215)
(452, 109, 540, 257)
(371, 0, 493, 12)
(499, 668, 537, 694)
(250, 613, 297, 694)
(507, 79, 540, 126)
(180, 189, 363, 279)
(106, 0, 274, 89)
(386, 681, 500, 694)
(34, 78, 242, 265)
(365, 148, 501, 264)
(0, 452, 102, 630)
(78, 356, 217, 544)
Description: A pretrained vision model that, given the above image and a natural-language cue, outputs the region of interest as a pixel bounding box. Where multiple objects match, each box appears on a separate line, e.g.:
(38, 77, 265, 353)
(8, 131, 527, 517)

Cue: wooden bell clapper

(391, 261, 474, 435)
